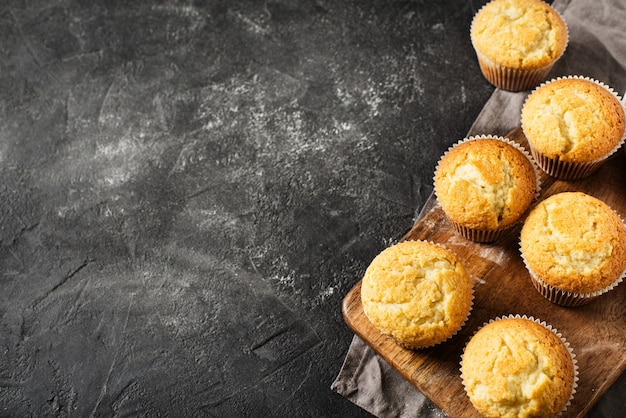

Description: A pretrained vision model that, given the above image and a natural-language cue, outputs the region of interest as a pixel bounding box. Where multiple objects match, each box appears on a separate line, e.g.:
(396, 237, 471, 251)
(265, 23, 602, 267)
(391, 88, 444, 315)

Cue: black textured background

(0, 1, 499, 416)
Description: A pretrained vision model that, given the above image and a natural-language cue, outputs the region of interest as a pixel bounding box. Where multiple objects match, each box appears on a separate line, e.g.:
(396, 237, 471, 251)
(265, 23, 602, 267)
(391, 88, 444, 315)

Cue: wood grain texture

(342, 128, 626, 418)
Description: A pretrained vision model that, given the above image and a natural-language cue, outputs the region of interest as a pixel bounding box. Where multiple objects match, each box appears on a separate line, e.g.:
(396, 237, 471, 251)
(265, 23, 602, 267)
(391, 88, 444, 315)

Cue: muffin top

(434, 138, 537, 231)
(361, 240, 472, 349)
(522, 77, 626, 162)
(471, 0, 568, 69)
(520, 192, 626, 294)
(461, 317, 576, 418)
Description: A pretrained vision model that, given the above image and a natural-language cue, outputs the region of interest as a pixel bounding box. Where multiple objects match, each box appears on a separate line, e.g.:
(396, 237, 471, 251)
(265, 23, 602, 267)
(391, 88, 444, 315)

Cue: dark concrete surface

(3, 0, 608, 417)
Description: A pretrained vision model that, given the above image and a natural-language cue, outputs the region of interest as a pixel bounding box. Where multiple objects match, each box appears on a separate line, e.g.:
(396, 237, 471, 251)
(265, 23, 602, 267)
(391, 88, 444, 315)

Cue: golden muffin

(521, 76, 626, 179)
(520, 192, 626, 306)
(361, 240, 472, 349)
(461, 316, 577, 418)
(470, 0, 568, 91)
(434, 136, 538, 242)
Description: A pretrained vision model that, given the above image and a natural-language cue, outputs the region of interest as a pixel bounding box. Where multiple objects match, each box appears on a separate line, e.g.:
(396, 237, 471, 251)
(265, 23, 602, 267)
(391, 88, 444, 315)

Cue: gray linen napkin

(331, 0, 626, 416)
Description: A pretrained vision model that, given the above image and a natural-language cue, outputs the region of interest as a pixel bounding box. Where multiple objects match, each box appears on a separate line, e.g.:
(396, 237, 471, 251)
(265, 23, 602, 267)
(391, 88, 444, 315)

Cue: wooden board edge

(340, 280, 473, 417)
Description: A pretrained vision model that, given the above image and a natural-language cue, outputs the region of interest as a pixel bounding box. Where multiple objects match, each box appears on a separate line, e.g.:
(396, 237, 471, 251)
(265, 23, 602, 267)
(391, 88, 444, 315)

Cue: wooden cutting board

(342, 128, 626, 418)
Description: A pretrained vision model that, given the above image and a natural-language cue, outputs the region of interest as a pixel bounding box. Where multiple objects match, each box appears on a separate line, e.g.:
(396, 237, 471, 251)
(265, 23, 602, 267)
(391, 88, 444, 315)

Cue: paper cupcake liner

(520, 212, 626, 307)
(365, 241, 475, 350)
(474, 50, 556, 92)
(522, 75, 626, 180)
(470, 3, 568, 92)
(447, 220, 510, 243)
(527, 269, 625, 307)
(460, 314, 579, 417)
(527, 148, 608, 180)
(434, 135, 541, 243)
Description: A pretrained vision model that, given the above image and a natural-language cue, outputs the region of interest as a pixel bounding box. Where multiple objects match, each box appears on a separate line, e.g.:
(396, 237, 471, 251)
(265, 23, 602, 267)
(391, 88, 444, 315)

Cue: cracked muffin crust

(434, 136, 538, 242)
(360, 240, 472, 349)
(471, 0, 567, 69)
(522, 77, 625, 163)
(520, 192, 626, 305)
(470, 0, 568, 91)
(461, 316, 576, 418)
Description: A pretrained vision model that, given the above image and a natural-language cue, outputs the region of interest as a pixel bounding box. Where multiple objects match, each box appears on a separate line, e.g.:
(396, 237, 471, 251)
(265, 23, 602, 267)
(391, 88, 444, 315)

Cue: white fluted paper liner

(470, 2, 568, 92)
(527, 267, 625, 307)
(473, 49, 558, 92)
(521, 247, 626, 307)
(433, 135, 541, 243)
(460, 314, 579, 417)
(521, 75, 626, 180)
(520, 213, 626, 307)
(363, 240, 475, 350)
